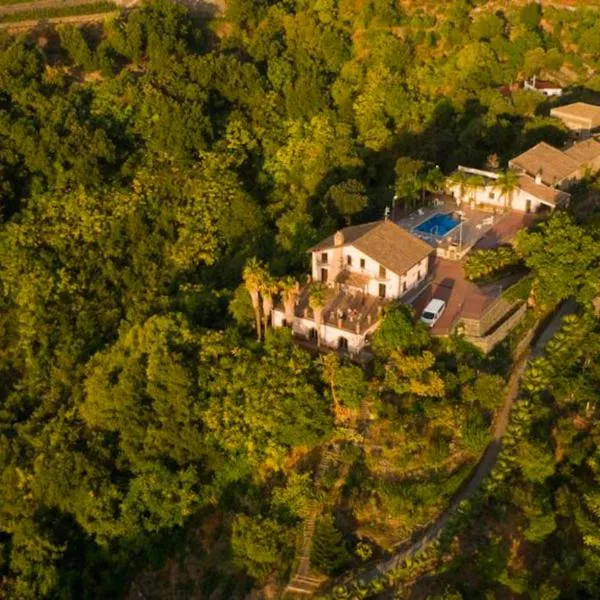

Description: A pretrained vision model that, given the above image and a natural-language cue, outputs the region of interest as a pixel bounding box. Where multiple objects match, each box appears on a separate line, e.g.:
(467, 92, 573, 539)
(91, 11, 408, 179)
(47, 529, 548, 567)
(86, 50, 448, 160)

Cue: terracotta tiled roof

(564, 138, 600, 164)
(509, 142, 580, 186)
(518, 174, 570, 207)
(310, 220, 433, 276)
(531, 79, 561, 90)
(551, 102, 600, 128)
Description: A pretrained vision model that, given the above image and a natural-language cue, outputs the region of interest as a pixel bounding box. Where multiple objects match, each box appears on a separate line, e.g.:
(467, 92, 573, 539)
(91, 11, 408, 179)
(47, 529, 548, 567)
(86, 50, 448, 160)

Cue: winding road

(329, 300, 577, 594)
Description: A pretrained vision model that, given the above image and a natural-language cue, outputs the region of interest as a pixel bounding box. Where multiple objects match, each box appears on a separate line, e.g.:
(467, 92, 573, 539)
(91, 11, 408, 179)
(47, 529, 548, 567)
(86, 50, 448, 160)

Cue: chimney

(334, 230, 344, 246)
(356, 322, 361, 334)
(535, 169, 543, 185)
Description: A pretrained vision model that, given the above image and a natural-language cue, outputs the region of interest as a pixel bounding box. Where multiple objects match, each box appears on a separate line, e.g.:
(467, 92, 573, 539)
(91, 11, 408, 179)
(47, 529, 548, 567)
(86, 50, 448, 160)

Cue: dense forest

(0, 0, 599, 598)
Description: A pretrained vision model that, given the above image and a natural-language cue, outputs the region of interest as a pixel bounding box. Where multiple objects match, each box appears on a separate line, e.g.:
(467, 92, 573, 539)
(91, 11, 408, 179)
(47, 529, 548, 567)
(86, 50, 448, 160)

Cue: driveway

(411, 258, 499, 335)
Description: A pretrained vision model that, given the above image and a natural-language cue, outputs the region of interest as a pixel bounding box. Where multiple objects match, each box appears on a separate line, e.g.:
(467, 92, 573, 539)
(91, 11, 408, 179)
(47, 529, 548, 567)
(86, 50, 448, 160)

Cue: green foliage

(231, 515, 291, 580)
(1, 1, 600, 597)
(462, 373, 505, 411)
(520, 3, 542, 30)
(327, 179, 368, 224)
(464, 246, 520, 281)
(516, 212, 600, 308)
(310, 514, 350, 575)
(372, 304, 429, 358)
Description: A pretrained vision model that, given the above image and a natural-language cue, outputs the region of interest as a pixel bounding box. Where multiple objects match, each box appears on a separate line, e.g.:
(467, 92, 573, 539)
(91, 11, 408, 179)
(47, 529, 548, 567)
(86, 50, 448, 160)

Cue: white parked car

(420, 299, 446, 328)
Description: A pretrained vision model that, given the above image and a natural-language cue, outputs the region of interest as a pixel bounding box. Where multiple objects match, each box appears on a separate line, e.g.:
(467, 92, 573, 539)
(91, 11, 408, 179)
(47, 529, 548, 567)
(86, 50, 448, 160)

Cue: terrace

(396, 197, 534, 260)
(279, 285, 392, 336)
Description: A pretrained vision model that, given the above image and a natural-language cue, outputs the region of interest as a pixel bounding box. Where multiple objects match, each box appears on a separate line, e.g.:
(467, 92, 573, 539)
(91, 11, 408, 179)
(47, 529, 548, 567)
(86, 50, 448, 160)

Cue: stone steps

(284, 573, 327, 596)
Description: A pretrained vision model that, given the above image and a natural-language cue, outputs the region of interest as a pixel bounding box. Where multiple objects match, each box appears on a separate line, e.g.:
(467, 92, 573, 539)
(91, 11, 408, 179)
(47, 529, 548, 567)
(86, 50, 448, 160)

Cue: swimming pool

(414, 212, 460, 237)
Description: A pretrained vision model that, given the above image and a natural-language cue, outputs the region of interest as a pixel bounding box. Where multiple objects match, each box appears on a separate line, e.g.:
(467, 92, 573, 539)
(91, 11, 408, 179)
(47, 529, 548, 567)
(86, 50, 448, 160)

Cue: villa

(449, 139, 600, 215)
(274, 136, 600, 357)
(272, 220, 433, 355)
(509, 140, 600, 188)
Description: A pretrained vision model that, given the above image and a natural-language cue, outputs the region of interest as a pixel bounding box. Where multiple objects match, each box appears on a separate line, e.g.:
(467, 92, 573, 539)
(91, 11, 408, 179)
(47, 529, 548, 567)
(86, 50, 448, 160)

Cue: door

(378, 283, 386, 298)
(321, 268, 328, 283)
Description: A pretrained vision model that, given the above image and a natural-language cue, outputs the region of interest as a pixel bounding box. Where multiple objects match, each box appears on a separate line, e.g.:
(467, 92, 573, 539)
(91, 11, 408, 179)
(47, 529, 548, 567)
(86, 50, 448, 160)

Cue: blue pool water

(414, 213, 460, 237)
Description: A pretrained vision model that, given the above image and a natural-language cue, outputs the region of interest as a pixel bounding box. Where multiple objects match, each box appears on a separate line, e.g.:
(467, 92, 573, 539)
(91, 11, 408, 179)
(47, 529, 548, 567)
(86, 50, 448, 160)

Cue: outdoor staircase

(283, 445, 340, 598)
(284, 573, 327, 596)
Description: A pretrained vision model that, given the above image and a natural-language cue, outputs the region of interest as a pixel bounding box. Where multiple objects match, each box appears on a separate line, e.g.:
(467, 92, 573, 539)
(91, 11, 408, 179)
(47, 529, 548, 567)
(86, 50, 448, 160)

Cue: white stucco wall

(311, 244, 429, 299)
(272, 308, 381, 354)
(400, 256, 430, 294)
(450, 183, 546, 212)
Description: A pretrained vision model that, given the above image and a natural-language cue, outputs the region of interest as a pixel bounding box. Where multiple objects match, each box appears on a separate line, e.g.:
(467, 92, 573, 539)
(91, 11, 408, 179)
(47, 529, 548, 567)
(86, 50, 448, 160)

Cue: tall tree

(243, 258, 267, 340)
(494, 170, 521, 210)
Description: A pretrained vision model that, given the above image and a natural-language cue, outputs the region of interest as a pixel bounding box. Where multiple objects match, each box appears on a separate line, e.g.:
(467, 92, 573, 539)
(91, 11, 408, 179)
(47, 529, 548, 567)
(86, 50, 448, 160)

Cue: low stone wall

(464, 303, 527, 354)
(461, 297, 515, 337)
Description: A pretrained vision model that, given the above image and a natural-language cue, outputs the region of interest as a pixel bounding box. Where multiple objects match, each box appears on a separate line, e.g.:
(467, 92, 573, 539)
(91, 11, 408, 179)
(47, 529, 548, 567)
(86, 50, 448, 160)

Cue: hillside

(0, 1, 598, 600)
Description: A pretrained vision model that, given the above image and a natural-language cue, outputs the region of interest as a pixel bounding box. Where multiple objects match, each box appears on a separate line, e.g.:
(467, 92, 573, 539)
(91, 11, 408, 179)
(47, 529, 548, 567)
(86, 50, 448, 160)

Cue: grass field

(0, 1, 116, 22)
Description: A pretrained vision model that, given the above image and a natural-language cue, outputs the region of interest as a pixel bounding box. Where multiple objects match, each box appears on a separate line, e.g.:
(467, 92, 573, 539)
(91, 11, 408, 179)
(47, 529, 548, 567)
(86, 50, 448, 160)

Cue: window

(346, 255, 352, 266)
(402, 281, 407, 292)
(338, 337, 349, 351)
(379, 265, 386, 279)
(360, 258, 365, 269)
(417, 271, 422, 281)
(309, 328, 318, 341)
(379, 283, 386, 298)
(489, 192, 495, 200)
(281, 318, 287, 328)
(321, 252, 328, 263)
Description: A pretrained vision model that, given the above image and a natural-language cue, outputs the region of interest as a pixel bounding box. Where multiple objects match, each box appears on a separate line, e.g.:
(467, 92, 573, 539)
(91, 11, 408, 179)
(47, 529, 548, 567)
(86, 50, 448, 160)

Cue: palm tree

(279, 275, 299, 325)
(260, 274, 279, 333)
(309, 283, 328, 347)
(243, 257, 267, 341)
(464, 174, 485, 206)
(421, 166, 444, 205)
(447, 170, 470, 204)
(494, 170, 520, 210)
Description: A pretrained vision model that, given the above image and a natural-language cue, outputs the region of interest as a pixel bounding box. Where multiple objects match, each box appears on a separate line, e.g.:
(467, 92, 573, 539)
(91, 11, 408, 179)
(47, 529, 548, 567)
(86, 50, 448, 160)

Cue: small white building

(272, 220, 434, 355)
(523, 77, 563, 98)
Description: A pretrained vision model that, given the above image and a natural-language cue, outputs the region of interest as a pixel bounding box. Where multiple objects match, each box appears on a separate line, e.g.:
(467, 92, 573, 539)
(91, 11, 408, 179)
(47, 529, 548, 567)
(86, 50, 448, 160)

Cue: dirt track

(328, 300, 577, 596)
(0, 10, 118, 30)
(0, 0, 113, 16)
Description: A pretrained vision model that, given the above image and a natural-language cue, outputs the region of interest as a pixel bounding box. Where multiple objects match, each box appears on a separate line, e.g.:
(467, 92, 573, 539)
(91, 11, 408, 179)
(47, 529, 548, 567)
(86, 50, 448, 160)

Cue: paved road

(332, 300, 578, 592)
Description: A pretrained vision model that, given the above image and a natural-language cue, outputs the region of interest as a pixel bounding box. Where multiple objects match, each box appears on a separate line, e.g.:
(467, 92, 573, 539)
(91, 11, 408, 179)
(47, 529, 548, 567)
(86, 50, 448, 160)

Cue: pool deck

(396, 199, 515, 260)
(400, 200, 540, 336)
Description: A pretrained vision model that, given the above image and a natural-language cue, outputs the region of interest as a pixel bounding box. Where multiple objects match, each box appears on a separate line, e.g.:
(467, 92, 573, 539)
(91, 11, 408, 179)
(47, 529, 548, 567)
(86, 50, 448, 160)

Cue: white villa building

(272, 220, 433, 355)
(450, 138, 600, 212)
